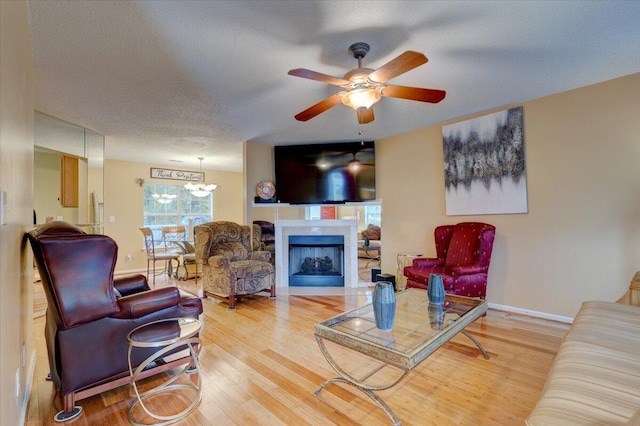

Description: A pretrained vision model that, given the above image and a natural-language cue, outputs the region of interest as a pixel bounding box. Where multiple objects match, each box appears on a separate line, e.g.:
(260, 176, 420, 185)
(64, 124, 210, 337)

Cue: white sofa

(526, 272, 640, 425)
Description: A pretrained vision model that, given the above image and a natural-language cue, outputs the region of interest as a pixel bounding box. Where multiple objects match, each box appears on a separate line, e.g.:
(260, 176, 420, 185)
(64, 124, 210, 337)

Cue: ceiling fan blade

(382, 85, 446, 103)
(357, 107, 375, 124)
(367, 51, 428, 83)
(294, 93, 344, 121)
(288, 68, 350, 87)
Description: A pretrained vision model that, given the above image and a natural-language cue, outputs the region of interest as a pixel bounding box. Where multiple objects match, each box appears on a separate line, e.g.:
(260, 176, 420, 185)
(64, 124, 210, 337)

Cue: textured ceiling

(28, 1, 640, 172)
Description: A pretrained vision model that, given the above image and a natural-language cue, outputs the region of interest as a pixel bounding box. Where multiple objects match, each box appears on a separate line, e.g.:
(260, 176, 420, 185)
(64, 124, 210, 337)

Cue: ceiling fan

(288, 42, 446, 125)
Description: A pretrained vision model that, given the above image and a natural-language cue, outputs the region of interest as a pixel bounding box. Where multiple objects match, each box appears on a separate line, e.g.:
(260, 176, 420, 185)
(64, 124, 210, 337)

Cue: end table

(127, 317, 201, 425)
(396, 252, 422, 291)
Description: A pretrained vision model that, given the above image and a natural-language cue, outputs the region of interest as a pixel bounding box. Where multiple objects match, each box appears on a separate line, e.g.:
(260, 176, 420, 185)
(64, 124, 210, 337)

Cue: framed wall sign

(150, 168, 203, 182)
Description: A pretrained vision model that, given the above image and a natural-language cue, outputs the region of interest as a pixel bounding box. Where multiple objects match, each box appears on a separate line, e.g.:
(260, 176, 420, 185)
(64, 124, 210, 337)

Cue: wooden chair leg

(228, 294, 236, 311)
(172, 259, 179, 281)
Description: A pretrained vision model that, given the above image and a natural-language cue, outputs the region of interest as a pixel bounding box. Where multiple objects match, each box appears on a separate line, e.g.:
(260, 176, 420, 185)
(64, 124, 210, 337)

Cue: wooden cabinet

(60, 155, 79, 207)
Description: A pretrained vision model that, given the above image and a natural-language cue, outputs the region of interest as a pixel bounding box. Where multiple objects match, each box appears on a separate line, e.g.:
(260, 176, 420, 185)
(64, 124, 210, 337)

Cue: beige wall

(244, 141, 307, 223)
(379, 73, 640, 318)
(33, 150, 91, 224)
(34, 151, 67, 222)
(88, 165, 104, 224)
(104, 159, 243, 272)
(244, 141, 272, 223)
(0, 1, 35, 423)
(245, 141, 359, 224)
(244, 73, 640, 318)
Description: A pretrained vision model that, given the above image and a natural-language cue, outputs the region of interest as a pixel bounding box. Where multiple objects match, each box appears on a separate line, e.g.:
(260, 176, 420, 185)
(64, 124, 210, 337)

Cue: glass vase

(372, 281, 396, 331)
(427, 273, 445, 304)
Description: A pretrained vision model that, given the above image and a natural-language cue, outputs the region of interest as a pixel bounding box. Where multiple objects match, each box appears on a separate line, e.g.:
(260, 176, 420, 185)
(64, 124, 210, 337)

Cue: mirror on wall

(34, 112, 104, 233)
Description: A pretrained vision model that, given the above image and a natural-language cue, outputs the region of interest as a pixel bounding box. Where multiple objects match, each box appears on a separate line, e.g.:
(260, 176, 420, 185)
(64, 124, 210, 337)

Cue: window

(143, 183, 213, 242)
(306, 205, 321, 220)
(364, 205, 381, 227)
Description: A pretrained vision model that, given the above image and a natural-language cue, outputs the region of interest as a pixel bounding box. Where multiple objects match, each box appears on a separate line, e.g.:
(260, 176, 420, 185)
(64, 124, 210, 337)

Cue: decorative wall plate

(256, 181, 275, 200)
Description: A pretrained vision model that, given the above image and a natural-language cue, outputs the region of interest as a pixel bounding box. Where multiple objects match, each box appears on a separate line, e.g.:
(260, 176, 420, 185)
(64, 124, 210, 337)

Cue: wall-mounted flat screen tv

(274, 141, 375, 204)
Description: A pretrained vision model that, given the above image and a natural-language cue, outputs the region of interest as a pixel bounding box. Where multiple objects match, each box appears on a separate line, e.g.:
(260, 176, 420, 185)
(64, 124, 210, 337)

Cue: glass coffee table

(314, 289, 489, 425)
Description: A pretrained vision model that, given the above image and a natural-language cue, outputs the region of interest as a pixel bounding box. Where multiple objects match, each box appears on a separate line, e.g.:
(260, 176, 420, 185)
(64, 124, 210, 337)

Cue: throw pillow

(362, 224, 381, 240)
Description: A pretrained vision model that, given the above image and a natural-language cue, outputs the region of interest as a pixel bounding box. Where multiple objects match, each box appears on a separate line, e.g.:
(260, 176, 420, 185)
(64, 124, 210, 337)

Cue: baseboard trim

(488, 302, 574, 324)
(19, 349, 37, 426)
(114, 267, 146, 276)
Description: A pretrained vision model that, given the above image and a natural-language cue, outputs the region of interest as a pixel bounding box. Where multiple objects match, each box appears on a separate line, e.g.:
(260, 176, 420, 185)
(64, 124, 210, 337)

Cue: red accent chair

(27, 222, 203, 422)
(404, 222, 496, 298)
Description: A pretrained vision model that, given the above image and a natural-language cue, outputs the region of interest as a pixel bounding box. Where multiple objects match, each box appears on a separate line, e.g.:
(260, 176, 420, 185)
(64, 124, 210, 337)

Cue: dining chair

(139, 227, 181, 286)
(162, 225, 187, 253)
(162, 226, 199, 282)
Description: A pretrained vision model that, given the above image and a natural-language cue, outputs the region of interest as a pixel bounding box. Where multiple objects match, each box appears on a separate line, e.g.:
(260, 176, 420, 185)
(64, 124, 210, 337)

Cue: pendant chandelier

(152, 193, 177, 204)
(184, 157, 218, 197)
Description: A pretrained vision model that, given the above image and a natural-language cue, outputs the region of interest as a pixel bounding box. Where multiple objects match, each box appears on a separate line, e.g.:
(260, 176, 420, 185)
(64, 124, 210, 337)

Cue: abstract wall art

(442, 106, 528, 215)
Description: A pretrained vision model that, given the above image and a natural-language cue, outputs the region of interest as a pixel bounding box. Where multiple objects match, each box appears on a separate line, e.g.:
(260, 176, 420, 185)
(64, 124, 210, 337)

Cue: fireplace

(288, 235, 344, 287)
(275, 220, 358, 288)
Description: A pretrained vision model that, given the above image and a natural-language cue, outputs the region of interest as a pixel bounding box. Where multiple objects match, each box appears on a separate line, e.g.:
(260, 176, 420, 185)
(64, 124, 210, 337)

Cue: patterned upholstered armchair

(253, 220, 276, 264)
(404, 222, 496, 298)
(195, 221, 275, 310)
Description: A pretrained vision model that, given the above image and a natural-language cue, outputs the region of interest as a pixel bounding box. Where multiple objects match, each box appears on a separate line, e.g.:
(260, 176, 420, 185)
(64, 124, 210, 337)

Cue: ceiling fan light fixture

(289, 42, 444, 123)
(341, 88, 381, 111)
(316, 158, 331, 170)
(184, 157, 218, 197)
(347, 153, 361, 173)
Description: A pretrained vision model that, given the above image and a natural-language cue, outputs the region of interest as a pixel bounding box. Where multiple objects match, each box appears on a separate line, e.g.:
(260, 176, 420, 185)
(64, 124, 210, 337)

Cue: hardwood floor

(27, 261, 569, 425)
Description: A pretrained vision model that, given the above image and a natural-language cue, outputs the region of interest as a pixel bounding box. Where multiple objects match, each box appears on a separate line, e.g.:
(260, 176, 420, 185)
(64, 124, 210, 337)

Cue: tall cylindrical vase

(427, 273, 445, 304)
(373, 281, 396, 331)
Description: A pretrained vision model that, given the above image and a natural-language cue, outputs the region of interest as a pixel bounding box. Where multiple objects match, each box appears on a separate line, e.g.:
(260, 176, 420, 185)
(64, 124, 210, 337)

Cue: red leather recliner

(404, 222, 496, 298)
(27, 222, 203, 422)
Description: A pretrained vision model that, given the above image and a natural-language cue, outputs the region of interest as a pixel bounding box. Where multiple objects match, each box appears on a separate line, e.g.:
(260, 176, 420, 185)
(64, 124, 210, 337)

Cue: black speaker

(376, 273, 396, 291)
(371, 267, 381, 282)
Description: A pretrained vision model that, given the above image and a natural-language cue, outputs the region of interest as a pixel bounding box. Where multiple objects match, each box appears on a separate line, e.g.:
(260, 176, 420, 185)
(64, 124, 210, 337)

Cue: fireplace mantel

(275, 220, 359, 288)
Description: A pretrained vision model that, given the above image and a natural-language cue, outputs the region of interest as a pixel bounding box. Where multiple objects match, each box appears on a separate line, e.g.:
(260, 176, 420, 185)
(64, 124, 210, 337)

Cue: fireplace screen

(288, 235, 344, 287)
